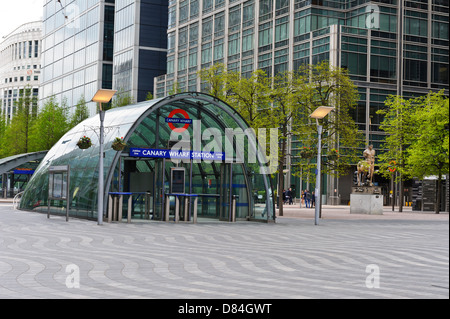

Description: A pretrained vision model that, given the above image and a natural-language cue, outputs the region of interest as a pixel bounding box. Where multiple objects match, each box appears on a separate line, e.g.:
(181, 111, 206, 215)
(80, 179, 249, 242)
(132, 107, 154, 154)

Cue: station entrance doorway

(119, 156, 248, 222)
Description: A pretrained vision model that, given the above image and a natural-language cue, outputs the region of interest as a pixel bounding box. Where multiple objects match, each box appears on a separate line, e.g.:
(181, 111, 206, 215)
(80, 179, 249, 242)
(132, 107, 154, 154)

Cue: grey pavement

(0, 201, 448, 299)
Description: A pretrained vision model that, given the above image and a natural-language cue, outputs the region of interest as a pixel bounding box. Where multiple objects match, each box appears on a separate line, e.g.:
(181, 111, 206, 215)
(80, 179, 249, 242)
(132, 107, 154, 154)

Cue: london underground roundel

(166, 109, 191, 132)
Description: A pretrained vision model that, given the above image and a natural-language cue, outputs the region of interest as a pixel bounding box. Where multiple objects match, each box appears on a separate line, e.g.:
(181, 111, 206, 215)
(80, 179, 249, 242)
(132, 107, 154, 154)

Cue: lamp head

(92, 89, 117, 107)
(310, 106, 334, 119)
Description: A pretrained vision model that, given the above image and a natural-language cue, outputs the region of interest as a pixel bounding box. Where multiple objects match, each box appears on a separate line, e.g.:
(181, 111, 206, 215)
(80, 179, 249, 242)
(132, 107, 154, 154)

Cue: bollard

(231, 195, 237, 222)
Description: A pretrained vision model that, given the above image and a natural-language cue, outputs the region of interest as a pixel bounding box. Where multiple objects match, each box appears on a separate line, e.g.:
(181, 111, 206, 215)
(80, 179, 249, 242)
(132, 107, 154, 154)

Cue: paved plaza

(0, 201, 448, 299)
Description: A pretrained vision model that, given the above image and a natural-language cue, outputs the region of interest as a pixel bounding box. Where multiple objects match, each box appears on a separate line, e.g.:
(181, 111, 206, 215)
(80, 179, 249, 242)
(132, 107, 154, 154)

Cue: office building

(0, 21, 42, 120)
(40, 0, 168, 115)
(154, 0, 449, 204)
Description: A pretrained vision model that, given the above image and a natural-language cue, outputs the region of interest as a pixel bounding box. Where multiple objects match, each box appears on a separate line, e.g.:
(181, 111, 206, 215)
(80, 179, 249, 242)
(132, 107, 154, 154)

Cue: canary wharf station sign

(129, 148, 225, 161)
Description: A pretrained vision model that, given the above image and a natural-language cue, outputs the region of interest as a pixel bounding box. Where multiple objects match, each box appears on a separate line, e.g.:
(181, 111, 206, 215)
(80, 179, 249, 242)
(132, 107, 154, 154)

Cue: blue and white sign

(165, 118, 193, 124)
(129, 148, 224, 161)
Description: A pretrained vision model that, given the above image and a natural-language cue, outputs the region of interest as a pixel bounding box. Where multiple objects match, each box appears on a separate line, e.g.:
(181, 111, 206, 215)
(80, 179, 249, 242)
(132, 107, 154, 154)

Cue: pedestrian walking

(301, 190, 305, 207)
(311, 191, 315, 208)
(287, 188, 293, 205)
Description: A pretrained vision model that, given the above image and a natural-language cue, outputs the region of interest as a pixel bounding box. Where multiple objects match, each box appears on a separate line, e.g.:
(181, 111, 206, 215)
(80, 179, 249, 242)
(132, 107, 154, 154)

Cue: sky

(0, 0, 44, 40)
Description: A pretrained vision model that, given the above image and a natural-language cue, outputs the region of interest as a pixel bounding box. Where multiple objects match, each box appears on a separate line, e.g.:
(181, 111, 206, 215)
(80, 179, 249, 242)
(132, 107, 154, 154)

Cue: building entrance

(121, 156, 247, 222)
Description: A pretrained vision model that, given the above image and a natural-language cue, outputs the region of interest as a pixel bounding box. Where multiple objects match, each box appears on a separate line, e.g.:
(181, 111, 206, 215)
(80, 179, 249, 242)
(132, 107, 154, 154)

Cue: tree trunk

(399, 176, 403, 212)
(278, 162, 284, 217)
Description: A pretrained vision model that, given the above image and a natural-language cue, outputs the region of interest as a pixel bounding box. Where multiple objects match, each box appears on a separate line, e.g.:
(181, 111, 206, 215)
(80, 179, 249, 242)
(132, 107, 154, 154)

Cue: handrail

(13, 191, 24, 210)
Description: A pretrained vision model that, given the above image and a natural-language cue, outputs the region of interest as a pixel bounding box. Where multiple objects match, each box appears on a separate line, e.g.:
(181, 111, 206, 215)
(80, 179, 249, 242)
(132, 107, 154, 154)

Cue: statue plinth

(350, 186, 383, 215)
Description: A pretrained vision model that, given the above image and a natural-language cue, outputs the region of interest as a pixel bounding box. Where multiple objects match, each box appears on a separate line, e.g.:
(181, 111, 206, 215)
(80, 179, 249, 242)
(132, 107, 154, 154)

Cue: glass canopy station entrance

(20, 93, 275, 223)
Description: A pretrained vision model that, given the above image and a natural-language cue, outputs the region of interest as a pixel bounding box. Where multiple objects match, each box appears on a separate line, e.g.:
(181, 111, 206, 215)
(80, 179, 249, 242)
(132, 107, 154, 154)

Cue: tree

(29, 96, 69, 151)
(226, 69, 272, 129)
(197, 61, 361, 216)
(111, 90, 134, 109)
(269, 71, 301, 216)
(406, 91, 449, 213)
(69, 96, 90, 128)
(197, 63, 233, 101)
(376, 95, 418, 212)
(168, 82, 182, 95)
(2, 88, 37, 156)
(292, 61, 362, 177)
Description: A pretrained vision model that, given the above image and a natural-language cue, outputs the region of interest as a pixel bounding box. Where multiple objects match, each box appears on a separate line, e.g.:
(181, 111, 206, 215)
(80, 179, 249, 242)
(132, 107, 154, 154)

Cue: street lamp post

(310, 106, 334, 226)
(91, 89, 117, 225)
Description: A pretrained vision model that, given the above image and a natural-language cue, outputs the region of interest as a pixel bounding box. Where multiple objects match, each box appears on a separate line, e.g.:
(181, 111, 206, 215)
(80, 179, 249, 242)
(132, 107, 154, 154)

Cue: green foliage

(197, 63, 232, 100)
(69, 96, 90, 128)
(406, 91, 449, 179)
(168, 82, 182, 95)
(1, 88, 38, 156)
(377, 90, 449, 213)
(29, 96, 69, 152)
(376, 94, 419, 179)
(111, 90, 134, 109)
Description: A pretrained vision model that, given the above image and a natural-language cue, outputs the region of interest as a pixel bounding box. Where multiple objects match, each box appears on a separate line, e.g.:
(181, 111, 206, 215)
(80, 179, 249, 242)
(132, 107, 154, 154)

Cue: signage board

(170, 168, 185, 194)
(13, 168, 35, 175)
(129, 147, 224, 161)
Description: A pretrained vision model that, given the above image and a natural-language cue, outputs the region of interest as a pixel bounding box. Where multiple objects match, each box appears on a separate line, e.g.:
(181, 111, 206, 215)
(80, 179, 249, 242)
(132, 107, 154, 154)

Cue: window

(189, 50, 198, 68)
(190, 0, 199, 19)
(342, 52, 367, 79)
(203, 0, 213, 13)
(228, 33, 240, 58)
(294, 15, 311, 36)
(215, 13, 225, 37)
(259, 22, 273, 48)
(214, 38, 224, 61)
(168, 5, 176, 28)
(179, 27, 188, 50)
(404, 59, 427, 83)
(229, 6, 241, 33)
(404, 17, 427, 37)
(201, 42, 212, 65)
(275, 17, 289, 44)
(293, 43, 309, 71)
(371, 56, 396, 81)
(433, 21, 449, 40)
(34, 41, 39, 58)
(179, 0, 188, 24)
(28, 41, 32, 58)
(202, 18, 213, 42)
(243, 3, 254, 28)
(259, 0, 273, 21)
(242, 29, 254, 53)
(189, 23, 198, 47)
(274, 48, 288, 75)
(178, 52, 187, 71)
(168, 32, 175, 54)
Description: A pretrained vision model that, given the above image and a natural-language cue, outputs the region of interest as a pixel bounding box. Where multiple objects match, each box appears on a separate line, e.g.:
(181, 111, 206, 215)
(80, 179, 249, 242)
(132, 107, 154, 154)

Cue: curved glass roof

(20, 92, 274, 221)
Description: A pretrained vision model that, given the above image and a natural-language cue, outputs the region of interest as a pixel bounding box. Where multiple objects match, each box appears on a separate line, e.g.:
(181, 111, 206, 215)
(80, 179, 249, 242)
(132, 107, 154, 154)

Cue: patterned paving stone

(0, 204, 448, 299)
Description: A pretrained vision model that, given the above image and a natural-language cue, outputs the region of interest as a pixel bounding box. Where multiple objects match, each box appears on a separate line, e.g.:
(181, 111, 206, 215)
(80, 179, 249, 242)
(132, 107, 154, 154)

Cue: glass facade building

(154, 0, 449, 204)
(40, 0, 168, 116)
(20, 92, 275, 222)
